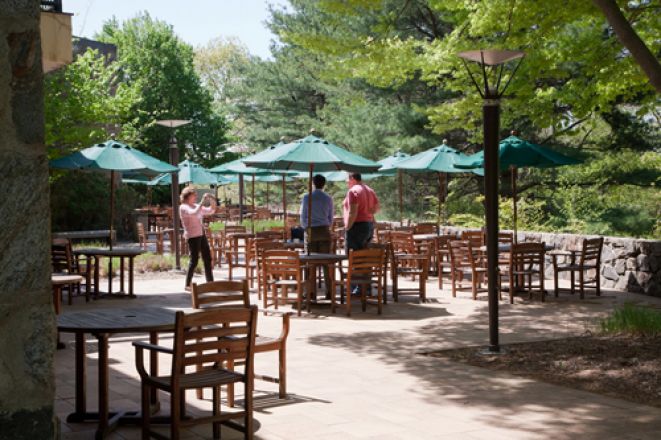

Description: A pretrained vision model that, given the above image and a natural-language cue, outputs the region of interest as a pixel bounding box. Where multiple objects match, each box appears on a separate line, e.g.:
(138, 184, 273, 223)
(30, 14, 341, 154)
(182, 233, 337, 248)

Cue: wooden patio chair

(413, 222, 438, 235)
(133, 306, 257, 440)
(136, 222, 163, 254)
(448, 239, 487, 300)
(389, 231, 430, 303)
(263, 250, 306, 316)
(552, 237, 604, 299)
(499, 242, 546, 303)
(191, 280, 290, 405)
(338, 248, 385, 316)
(51, 238, 91, 304)
(435, 234, 454, 289)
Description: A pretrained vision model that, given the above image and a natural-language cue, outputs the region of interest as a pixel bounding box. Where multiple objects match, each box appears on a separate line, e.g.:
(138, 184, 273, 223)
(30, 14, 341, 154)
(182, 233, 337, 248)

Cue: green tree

(98, 13, 230, 167)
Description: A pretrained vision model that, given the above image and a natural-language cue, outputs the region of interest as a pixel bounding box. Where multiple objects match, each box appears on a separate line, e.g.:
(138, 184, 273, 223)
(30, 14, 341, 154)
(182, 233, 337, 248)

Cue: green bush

(600, 303, 661, 337)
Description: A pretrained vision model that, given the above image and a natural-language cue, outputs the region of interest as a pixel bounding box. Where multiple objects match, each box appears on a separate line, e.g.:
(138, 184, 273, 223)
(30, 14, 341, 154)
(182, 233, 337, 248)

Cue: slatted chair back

(461, 230, 484, 248)
(510, 242, 545, 271)
(191, 280, 250, 309)
(498, 231, 514, 245)
(580, 237, 603, 268)
(263, 250, 303, 282)
(171, 306, 257, 376)
(51, 238, 73, 273)
(254, 207, 271, 220)
(268, 226, 286, 240)
(449, 240, 477, 270)
(390, 231, 416, 254)
(414, 223, 438, 234)
(332, 218, 344, 232)
(228, 208, 242, 221)
(348, 248, 385, 282)
(225, 225, 247, 234)
(394, 225, 415, 233)
(376, 222, 392, 231)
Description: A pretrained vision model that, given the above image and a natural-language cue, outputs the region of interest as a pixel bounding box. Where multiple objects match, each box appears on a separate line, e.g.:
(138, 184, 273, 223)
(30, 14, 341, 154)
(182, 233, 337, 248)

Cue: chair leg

(570, 270, 575, 295)
(227, 359, 235, 408)
(244, 379, 254, 440)
(377, 281, 383, 315)
(596, 269, 601, 296)
(279, 345, 287, 399)
(170, 388, 181, 440)
(553, 263, 559, 297)
(541, 272, 545, 302)
(212, 385, 220, 440)
(420, 275, 426, 303)
(361, 285, 367, 312)
(392, 272, 399, 302)
(141, 382, 150, 440)
(579, 270, 584, 299)
(451, 269, 456, 298)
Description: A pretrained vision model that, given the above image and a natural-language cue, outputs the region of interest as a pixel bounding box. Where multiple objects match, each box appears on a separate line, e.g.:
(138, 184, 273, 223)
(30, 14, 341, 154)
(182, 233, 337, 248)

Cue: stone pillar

(0, 2, 56, 439)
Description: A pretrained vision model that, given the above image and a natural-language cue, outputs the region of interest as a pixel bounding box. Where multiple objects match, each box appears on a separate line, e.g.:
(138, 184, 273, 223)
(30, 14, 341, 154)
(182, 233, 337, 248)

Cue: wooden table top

(57, 306, 192, 333)
(299, 253, 347, 262)
(73, 248, 145, 257)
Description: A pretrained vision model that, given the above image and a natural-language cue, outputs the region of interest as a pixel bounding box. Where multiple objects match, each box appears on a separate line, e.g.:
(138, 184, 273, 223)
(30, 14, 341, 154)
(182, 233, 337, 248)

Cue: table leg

(96, 333, 110, 438)
(119, 256, 125, 294)
(93, 256, 100, 299)
(129, 257, 135, 297)
(107, 257, 113, 296)
(66, 332, 87, 423)
(149, 332, 159, 409)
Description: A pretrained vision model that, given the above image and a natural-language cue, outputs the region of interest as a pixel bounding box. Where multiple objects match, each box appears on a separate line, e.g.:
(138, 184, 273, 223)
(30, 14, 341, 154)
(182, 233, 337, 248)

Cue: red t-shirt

(343, 183, 379, 227)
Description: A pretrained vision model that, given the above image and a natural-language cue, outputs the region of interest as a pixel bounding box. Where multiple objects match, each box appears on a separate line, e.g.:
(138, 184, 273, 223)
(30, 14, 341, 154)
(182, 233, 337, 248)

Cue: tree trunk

(593, 0, 661, 93)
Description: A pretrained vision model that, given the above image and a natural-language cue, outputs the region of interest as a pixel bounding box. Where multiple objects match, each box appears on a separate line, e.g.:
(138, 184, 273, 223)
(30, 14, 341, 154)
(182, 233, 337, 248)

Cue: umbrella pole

(512, 166, 518, 243)
(398, 170, 403, 226)
(307, 165, 313, 255)
(437, 172, 444, 236)
(239, 174, 244, 225)
(282, 175, 287, 235)
(266, 181, 270, 208)
(109, 171, 115, 251)
(251, 173, 255, 233)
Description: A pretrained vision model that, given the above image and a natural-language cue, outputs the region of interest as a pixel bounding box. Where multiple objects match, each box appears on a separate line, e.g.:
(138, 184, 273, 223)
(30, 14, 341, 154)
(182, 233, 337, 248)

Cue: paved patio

(55, 266, 661, 439)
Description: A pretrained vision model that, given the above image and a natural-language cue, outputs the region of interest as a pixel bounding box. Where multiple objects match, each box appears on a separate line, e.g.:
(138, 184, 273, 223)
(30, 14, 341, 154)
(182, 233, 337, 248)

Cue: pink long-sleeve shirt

(179, 203, 213, 239)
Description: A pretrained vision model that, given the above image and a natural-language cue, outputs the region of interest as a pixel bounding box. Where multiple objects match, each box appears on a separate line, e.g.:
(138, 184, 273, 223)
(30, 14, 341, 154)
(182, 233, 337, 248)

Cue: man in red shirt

(343, 172, 380, 253)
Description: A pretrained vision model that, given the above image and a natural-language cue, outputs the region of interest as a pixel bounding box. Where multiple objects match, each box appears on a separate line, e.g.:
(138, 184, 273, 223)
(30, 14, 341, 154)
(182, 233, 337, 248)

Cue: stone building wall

(0, 2, 55, 439)
(441, 227, 661, 297)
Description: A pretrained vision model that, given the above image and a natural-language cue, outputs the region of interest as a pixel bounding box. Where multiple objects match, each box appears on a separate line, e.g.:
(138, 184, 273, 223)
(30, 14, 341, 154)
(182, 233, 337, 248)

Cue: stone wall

(0, 2, 56, 439)
(441, 227, 661, 297)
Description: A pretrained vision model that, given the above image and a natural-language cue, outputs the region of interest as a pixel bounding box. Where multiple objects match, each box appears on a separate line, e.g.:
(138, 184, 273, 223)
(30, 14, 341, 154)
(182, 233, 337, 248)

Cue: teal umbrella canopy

(50, 140, 177, 174)
(455, 135, 582, 171)
(395, 141, 479, 174)
(147, 160, 225, 186)
(242, 135, 381, 173)
(374, 150, 411, 176)
(209, 158, 274, 176)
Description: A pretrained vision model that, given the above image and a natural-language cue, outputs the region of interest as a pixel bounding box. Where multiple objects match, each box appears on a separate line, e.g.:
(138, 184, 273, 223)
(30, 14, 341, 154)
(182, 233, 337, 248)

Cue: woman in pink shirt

(179, 187, 216, 289)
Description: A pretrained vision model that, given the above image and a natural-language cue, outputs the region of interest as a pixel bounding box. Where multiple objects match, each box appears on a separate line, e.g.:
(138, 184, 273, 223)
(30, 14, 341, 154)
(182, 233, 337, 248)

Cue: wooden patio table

(73, 248, 144, 299)
(57, 306, 189, 439)
(299, 253, 347, 313)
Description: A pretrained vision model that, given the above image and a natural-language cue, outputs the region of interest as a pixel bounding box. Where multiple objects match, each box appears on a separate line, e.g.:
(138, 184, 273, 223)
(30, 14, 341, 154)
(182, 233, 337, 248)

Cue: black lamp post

(156, 119, 191, 271)
(457, 49, 524, 353)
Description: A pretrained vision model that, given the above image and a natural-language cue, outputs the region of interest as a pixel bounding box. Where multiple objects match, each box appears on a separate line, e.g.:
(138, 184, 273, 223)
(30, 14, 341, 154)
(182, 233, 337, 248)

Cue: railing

(40, 0, 63, 13)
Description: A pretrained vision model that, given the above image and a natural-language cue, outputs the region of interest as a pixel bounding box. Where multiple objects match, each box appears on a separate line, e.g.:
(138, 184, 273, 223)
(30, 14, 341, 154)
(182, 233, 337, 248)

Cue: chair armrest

(132, 340, 174, 355)
(133, 341, 173, 379)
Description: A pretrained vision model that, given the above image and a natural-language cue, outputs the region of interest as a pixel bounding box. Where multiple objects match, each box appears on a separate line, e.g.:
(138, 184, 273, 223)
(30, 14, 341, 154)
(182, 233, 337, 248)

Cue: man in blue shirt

(300, 174, 334, 253)
(300, 174, 334, 295)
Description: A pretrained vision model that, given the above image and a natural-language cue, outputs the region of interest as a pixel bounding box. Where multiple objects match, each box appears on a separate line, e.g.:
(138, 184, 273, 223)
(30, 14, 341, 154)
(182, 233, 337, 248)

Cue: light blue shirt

(300, 189, 333, 228)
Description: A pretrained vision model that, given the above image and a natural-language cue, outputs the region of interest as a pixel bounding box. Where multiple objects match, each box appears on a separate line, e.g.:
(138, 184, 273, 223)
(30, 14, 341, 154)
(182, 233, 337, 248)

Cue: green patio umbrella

(455, 132, 582, 240)
(147, 160, 228, 186)
(395, 140, 479, 229)
(148, 160, 224, 185)
(243, 134, 381, 253)
(50, 140, 178, 250)
(210, 158, 296, 231)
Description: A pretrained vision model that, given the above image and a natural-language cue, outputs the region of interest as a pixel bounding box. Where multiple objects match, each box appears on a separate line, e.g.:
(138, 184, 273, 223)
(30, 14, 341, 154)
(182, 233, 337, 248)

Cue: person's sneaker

(184, 285, 191, 292)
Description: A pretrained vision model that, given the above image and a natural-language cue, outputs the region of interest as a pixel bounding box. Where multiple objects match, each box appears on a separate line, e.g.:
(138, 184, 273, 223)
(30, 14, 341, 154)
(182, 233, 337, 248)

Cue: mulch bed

(426, 335, 661, 408)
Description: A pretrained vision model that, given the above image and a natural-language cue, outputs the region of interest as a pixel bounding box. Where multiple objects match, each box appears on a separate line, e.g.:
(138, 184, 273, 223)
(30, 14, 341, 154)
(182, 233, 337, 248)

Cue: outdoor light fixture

(156, 119, 192, 270)
(457, 49, 525, 353)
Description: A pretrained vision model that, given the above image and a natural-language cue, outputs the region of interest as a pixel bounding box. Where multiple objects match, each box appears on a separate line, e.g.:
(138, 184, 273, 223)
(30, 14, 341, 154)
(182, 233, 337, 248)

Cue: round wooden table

(52, 274, 84, 315)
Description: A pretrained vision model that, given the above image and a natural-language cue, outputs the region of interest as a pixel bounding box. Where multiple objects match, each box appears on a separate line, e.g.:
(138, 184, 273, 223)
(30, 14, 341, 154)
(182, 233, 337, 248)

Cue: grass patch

(600, 302, 661, 337)
(208, 219, 286, 232)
